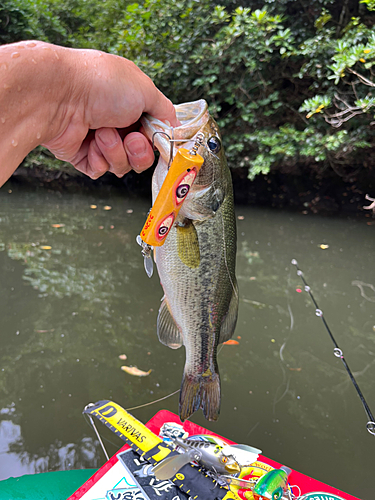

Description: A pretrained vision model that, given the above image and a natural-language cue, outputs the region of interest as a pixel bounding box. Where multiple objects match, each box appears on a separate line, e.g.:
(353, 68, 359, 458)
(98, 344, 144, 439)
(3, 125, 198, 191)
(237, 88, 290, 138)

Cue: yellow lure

(140, 148, 204, 247)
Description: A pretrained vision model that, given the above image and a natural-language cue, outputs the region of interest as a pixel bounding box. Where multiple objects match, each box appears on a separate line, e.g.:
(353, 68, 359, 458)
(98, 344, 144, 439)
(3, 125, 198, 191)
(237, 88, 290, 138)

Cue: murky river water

(0, 182, 374, 499)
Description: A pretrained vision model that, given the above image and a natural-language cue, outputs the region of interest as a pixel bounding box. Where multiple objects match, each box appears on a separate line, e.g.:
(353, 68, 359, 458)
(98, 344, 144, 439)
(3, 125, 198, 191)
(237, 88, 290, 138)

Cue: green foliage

(361, 0, 375, 11)
(0, 0, 41, 43)
(1, 0, 375, 178)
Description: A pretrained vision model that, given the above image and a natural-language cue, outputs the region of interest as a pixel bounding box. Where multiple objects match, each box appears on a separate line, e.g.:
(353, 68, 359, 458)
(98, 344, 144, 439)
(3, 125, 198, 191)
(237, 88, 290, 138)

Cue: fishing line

(291, 259, 375, 436)
(83, 411, 110, 461)
(126, 389, 180, 411)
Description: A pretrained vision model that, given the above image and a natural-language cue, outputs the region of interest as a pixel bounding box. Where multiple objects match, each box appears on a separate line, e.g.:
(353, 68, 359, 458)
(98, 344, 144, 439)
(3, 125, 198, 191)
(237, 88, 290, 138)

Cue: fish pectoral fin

(152, 451, 194, 480)
(177, 220, 200, 268)
(218, 281, 239, 344)
(157, 298, 183, 349)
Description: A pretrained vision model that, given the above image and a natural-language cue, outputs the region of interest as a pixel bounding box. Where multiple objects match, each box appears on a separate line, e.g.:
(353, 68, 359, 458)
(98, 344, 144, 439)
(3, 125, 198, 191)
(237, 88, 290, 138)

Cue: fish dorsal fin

(219, 281, 239, 344)
(177, 220, 200, 268)
(152, 449, 199, 480)
(157, 297, 183, 349)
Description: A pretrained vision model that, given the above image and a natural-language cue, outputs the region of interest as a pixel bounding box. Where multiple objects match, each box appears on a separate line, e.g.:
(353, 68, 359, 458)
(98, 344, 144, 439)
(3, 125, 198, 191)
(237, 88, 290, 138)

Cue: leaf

(121, 365, 152, 376)
(223, 339, 239, 345)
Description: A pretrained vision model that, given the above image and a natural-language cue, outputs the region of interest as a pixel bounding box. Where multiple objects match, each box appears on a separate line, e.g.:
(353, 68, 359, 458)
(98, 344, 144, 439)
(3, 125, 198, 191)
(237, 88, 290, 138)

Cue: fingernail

(126, 138, 147, 157)
(98, 129, 117, 147)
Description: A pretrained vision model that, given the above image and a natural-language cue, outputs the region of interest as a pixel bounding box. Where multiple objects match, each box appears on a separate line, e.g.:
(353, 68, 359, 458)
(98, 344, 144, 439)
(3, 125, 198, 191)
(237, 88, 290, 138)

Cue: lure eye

(273, 491, 281, 500)
(221, 456, 228, 463)
(156, 213, 175, 241)
(176, 184, 190, 199)
(174, 170, 197, 206)
(207, 136, 221, 154)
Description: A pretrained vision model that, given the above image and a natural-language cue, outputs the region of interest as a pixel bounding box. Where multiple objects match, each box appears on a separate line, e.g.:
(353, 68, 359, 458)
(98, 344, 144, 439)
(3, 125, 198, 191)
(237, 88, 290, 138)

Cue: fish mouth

(141, 99, 209, 162)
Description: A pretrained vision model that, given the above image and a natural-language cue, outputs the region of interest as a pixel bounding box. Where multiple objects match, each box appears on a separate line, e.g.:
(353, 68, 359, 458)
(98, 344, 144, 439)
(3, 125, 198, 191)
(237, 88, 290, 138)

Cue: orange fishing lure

(140, 147, 204, 247)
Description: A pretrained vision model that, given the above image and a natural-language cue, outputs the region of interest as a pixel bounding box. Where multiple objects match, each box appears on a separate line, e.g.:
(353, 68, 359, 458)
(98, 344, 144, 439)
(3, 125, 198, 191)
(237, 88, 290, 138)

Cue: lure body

(252, 466, 291, 500)
(152, 436, 261, 480)
(140, 148, 204, 248)
(175, 437, 241, 475)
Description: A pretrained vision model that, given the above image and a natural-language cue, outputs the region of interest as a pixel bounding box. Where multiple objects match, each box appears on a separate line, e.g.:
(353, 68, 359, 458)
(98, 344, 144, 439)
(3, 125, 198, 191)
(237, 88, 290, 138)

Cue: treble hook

(152, 131, 174, 169)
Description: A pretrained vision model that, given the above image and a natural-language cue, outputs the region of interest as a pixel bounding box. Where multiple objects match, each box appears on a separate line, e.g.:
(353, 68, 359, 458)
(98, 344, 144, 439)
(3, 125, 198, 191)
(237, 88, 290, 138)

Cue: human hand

(42, 48, 178, 179)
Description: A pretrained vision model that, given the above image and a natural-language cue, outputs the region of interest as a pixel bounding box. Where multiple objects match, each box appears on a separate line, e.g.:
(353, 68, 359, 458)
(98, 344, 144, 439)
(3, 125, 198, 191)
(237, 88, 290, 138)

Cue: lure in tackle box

(136, 133, 205, 277)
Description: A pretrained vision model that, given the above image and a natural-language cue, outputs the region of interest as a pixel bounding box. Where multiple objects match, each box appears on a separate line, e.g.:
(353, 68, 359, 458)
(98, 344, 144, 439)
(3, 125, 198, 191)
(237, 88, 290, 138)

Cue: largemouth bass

(141, 100, 238, 422)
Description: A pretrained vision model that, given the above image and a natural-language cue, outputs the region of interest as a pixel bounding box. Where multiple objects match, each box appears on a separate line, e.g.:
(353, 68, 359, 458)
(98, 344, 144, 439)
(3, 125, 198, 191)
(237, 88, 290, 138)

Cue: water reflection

(0, 184, 374, 499)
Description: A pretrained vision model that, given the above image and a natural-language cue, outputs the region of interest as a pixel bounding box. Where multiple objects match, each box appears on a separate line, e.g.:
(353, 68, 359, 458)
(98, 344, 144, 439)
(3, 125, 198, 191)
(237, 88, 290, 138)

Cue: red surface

(70, 409, 361, 500)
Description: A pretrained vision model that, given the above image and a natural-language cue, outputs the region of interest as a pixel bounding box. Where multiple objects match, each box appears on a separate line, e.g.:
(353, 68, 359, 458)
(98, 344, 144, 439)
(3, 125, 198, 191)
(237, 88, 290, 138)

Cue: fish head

(141, 99, 209, 162)
(141, 100, 229, 216)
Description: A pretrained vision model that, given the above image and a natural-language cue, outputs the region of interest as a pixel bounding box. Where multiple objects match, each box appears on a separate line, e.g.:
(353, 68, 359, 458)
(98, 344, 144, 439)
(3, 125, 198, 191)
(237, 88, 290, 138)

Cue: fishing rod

(291, 259, 375, 436)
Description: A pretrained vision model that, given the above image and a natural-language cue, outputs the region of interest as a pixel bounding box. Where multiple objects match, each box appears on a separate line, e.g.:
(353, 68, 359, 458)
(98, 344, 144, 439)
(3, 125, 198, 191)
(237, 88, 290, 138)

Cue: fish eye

(207, 136, 221, 154)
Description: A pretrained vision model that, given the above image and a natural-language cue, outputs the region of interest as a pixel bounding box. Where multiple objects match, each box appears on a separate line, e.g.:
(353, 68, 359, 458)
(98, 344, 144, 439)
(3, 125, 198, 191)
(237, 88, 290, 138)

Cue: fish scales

(141, 100, 238, 422)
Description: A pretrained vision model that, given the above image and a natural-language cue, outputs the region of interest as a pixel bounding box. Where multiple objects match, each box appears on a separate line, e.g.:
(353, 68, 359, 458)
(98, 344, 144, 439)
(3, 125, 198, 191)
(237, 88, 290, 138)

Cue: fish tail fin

(179, 371, 220, 422)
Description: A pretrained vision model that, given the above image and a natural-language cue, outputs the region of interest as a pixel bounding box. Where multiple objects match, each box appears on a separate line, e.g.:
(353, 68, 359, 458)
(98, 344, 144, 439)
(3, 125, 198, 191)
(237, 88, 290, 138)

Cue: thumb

(143, 85, 180, 127)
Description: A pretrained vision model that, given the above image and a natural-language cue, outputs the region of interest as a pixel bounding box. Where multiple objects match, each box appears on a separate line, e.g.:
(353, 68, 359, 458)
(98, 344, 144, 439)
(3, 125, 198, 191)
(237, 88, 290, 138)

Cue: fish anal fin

(179, 371, 220, 422)
(219, 282, 239, 344)
(177, 220, 200, 268)
(157, 298, 183, 349)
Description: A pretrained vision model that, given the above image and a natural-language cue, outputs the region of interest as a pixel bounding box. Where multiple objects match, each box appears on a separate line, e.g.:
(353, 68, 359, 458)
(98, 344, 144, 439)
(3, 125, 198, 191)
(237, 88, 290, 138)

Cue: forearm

(0, 41, 85, 186)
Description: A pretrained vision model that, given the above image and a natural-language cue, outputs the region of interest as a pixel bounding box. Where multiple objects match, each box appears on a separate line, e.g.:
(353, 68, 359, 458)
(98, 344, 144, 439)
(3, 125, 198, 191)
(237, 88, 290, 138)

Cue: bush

(1, 0, 374, 179)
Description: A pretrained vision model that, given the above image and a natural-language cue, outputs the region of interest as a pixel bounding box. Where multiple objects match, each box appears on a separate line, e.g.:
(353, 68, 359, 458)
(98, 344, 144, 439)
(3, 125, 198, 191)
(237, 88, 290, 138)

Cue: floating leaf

(104, 206, 112, 211)
(223, 339, 239, 345)
(319, 244, 329, 249)
(118, 354, 127, 360)
(51, 224, 65, 228)
(90, 205, 97, 209)
(40, 246, 52, 250)
(121, 365, 152, 376)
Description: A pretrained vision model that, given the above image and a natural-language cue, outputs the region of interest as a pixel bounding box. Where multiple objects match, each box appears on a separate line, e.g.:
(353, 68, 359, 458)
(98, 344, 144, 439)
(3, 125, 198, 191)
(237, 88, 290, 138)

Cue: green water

(0, 182, 374, 499)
